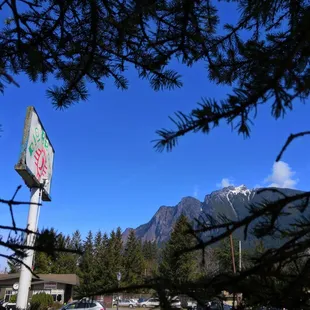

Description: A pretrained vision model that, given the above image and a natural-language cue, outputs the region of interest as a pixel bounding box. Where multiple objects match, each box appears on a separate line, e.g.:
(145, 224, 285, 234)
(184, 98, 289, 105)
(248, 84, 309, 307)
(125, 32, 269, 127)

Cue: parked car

(223, 304, 232, 310)
(1, 302, 30, 310)
(60, 301, 78, 310)
(139, 298, 160, 308)
(197, 300, 223, 310)
(169, 297, 181, 309)
(113, 299, 137, 308)
(187, 300, 198, 310)
(137, 298, 147, 305)
(62, 299, 106, 310)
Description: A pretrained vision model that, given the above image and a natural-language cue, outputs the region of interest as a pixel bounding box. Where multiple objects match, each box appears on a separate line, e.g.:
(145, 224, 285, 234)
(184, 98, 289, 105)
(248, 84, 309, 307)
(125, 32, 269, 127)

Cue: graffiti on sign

(15, 106, 55, 201)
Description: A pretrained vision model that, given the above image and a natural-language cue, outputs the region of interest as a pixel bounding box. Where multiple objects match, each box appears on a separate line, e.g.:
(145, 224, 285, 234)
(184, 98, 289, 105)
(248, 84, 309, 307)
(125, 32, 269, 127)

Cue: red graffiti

(34, 148, 48, 181)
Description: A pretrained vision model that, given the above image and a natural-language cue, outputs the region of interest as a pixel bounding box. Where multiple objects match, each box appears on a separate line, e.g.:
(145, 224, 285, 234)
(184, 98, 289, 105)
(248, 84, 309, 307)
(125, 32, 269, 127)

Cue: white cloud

(264, 161, 298, 189)
(216, 178, 234, 188)
(193, 186, 199, 198)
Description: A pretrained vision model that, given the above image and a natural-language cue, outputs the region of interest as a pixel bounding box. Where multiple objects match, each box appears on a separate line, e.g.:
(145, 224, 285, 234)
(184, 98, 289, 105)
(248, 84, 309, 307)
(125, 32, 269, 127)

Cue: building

(0, 273, 80, 304)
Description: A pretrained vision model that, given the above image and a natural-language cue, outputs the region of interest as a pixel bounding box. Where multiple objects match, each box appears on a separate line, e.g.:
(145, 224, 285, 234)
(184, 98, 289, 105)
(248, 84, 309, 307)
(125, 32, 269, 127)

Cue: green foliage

(77, 231, 95, 295)
(215, 237, 240, 273)
(143, 240, 159, 277)
(123, 230, 145, 286)
(159, 215, 198, 285)
(106, 228, 124, 289)
(51, 234, 77, 274)
(9, 295, 17, 303)
(30, 293, 53, 310)
(7, 258, 20, 274)
(51, 302, 63, 310)
(34, 229, 80, 274)
(34, 252, 52, 273)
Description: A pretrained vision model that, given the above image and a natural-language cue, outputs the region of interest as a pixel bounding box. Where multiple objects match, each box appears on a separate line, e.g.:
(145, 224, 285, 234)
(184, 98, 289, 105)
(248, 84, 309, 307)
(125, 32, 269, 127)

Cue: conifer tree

(51, 234, 77, 274)
(78, 231, 95, 295)
(143, 240, 158, 277)
(159, 215, 198, 285)
(123, 230, 145, 286)
(7, 259, 21, 274)
(106, 228, 124, 289)
(70, 230, 83, 269)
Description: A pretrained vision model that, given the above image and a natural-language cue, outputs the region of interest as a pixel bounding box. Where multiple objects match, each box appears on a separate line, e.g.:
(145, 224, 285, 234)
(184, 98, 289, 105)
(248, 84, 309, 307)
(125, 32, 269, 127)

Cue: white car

(113, 299, 137, 308)
(187, 300, 198, 310)
(62, 299, 106, 310)
(169, 297, 181, 309)
(139, 298, 160, 308)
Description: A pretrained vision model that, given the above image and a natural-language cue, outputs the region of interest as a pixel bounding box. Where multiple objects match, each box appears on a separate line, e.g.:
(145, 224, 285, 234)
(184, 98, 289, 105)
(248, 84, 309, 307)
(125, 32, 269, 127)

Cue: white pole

(16, 187, 42, 310)
(239, 240, 242, 272)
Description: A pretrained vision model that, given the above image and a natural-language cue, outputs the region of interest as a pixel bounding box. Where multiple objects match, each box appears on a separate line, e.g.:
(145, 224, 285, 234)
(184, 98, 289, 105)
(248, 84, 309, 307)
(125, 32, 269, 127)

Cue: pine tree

(93, 231, 105, 290)
(70, 230, 83, 270)
(51, 234, 77, 274)
(215, 237, 240, 273)
(159, 215, 198, 285)
(7, 259, 21, 274)
(143, 241, 158, 277)
(106, 228, 124, 289)
(123, 230, 145, 286)
(33, 252, 52, 274)
(78, 231, 95, 295)
(96, 232, 110, 290)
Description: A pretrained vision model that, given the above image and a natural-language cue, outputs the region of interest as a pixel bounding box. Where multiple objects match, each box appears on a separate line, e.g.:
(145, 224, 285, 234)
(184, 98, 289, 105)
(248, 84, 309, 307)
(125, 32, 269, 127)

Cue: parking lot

(107, 308, 152, 310)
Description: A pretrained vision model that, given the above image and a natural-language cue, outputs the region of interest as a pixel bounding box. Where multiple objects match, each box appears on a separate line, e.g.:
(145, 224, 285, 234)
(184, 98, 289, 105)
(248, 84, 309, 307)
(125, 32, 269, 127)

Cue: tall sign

(15, 106, 55, 200)
(15, 106, 55, 309)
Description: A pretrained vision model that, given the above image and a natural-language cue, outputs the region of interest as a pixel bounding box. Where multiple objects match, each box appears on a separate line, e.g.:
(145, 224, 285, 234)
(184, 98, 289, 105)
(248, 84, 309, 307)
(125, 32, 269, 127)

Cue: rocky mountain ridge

(122, 185, 304, 245)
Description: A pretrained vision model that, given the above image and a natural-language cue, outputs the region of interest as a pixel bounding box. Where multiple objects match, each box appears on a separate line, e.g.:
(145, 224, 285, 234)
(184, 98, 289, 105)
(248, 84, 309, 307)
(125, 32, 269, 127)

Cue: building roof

(0, 273, 80, 286)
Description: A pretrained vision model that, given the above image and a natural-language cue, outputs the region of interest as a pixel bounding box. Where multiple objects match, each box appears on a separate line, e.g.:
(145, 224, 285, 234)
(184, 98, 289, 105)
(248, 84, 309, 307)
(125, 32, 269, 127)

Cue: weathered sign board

(43, 282, 57, 290)
(15, 106, 55, 201)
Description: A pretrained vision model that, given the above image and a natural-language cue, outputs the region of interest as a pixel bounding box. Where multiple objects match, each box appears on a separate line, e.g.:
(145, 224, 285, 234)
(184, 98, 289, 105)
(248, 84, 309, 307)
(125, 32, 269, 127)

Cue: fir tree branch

(276, 131, 310, 162)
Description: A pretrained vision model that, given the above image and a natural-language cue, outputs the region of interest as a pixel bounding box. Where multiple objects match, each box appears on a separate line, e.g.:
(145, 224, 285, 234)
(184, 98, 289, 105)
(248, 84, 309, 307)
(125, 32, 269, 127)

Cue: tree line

(8, 215, 264, 298)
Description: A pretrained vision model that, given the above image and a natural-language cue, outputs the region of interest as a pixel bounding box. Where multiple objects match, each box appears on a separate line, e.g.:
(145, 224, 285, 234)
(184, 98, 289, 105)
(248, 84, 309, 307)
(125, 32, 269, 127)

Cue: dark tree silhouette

(1, 0, 310, 308)
(152, 1, 310, 152)
(0, 186, 82, 275)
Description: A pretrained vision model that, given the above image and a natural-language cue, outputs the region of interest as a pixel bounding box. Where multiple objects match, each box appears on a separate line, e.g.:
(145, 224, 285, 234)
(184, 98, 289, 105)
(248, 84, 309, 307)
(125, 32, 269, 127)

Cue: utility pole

(229, 234, 237, 309)
(229, 234, 236, 274)
(117, 272, 121, 310)
(239, 240, 242, 271)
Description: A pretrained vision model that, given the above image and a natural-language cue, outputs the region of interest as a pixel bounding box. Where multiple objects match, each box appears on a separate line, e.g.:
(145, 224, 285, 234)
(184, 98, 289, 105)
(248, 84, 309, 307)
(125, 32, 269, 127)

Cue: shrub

(50, 302, 62, 310)
(9, 295, 17, 303)
(30, 293, 54, 310)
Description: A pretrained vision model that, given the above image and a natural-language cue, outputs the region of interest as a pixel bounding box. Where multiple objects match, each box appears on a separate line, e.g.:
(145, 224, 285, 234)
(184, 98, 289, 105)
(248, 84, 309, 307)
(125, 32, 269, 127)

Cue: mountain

(122, 185, 306, 246)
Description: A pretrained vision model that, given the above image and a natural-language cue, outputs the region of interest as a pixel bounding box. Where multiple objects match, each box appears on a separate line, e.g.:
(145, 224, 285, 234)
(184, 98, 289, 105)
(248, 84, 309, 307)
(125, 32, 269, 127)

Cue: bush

(9, 295, 17, 303)
(30, 293, 54, 310)
(50, 302, 62, 310)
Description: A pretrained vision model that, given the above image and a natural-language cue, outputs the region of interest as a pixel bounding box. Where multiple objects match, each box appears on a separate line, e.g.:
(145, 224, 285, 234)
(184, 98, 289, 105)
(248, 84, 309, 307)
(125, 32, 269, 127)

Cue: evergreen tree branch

(276, 131, 310, 162)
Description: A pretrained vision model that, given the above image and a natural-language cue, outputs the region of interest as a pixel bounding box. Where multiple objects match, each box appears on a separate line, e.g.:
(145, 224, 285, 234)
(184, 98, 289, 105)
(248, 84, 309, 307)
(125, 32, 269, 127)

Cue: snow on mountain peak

(227, 184, 252, 196)
(219, 185, 254, 218)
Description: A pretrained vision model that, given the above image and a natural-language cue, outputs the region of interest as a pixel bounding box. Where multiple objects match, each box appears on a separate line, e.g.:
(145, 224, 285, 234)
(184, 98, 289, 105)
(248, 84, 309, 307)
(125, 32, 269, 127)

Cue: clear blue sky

(0, 2, 310, 270)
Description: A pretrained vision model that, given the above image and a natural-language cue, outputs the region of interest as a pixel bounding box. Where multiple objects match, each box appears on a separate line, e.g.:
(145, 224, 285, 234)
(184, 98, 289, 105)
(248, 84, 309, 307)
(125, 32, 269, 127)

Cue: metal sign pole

(14, 107, 55, 309)
(16, 187, 42, 310)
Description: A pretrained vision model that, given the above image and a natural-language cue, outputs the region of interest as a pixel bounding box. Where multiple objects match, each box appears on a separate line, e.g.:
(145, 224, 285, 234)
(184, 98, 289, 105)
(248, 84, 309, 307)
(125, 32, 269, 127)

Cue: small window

(5, 290, 13, 302)
(90, 303, 97, 308)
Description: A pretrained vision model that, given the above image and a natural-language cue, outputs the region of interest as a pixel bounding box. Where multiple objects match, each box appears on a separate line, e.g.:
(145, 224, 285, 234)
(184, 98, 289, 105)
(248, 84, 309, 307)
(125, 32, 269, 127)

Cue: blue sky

(1, 2, 310, 270)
